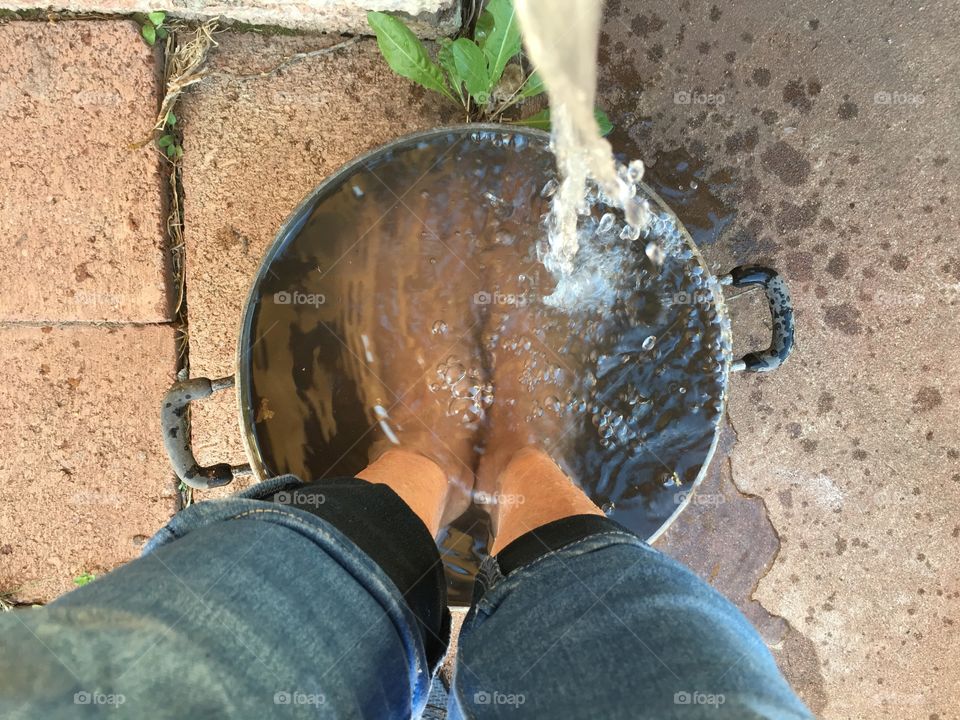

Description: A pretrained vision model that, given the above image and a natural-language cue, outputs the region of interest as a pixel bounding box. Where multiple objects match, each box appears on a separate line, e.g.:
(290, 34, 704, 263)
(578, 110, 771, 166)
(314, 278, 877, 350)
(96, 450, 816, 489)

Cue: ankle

(489, 447, 604, 555)
(357, 450, 448, 535)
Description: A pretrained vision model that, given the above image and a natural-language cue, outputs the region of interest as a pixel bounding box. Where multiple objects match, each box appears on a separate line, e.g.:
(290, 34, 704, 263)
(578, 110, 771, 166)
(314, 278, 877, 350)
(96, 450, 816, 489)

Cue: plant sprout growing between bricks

(367, 0, 612, 134)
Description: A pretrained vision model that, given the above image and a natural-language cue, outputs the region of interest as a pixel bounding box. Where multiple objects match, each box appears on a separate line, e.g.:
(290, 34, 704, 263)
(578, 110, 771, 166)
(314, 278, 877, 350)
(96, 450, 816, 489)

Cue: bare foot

(475, 284, 604, 548)
(352, 280, 486, 528)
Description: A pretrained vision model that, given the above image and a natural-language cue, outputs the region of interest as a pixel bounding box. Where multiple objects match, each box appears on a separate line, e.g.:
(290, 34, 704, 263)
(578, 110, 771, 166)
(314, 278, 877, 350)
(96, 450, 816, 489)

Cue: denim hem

(473, 530, 651, 613)
(142, 477, 436, 714)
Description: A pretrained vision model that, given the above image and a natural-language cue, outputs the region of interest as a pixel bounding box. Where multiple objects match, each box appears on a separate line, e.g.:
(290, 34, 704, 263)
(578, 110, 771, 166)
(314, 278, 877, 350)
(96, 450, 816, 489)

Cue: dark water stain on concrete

(776, 199, 820, 234)
(783, 78, 814, 113)
(752, 67, 772, 87)
(889, 253, 910, 272)
(725, 127, 760, 155)
(823, 303, 863, 334)
(643, 146, 738, 246)
(837, 98, 859, 119)
(761, 142, 812, 186)
(913, 386, 943, 413)
(630, 12, 665, 37)
(783, 251, 815, 282)
(659, 421, 827, 715)
(817, 392, 835, 415)
(826, 252, 849, 279)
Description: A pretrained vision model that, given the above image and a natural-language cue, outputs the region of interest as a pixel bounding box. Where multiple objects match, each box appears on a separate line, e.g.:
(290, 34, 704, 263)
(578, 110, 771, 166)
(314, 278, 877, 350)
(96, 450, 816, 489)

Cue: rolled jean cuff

(471, 514, 639, 603)
(147, 475, 449, 672)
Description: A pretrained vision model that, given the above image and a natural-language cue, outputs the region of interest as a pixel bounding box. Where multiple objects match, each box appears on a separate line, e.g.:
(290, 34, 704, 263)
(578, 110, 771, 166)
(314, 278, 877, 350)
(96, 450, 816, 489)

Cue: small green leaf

(147, 11, 165, 26)
(166, 144, 178, 158)
(157, 134, 174, 148)
(594, 108, 614, 136)
(451, 38, 491, 101)
(480, 0, 522, 87)
(474, 9, 494, 45)
(156, 27, 168, 40)
(73, 572, 96, 587)
(141, 23, 156, 45)
(174, 145, 184, 159)
(437, 39, 465, 103)
(516, 107, 550, 130)
(367, 12, 454, 102)
(165, 111, 176, 127)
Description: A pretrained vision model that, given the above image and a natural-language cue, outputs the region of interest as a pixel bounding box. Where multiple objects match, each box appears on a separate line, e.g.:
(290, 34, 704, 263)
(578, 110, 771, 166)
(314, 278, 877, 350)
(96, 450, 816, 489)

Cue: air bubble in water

(601, 501, 615, 515)
(626, 159, 645, 183)
(443, 361, 466, 386)
(597, 212, 616, 234)
(431, 320, 448, 336)
(642, 335, 657, 351)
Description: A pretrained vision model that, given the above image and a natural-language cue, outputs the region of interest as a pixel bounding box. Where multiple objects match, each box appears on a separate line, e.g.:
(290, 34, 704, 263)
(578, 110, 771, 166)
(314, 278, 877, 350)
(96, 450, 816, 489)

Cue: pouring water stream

(514, 0, 652, 295)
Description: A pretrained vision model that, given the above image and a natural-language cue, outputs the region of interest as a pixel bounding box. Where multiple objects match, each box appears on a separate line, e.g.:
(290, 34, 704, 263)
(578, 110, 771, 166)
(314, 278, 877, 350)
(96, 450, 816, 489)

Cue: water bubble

(601, 501, 615, 515)
(351, 185, 364, 198)
(620, 225, 641, 241)
(540, 179, 559, 198)
(626, 159, 645, 183)
(642, 335, 657, 351)
(443, 361, 466, 386)
(597, 212, 616, 234)
(431, 320, 448, 336)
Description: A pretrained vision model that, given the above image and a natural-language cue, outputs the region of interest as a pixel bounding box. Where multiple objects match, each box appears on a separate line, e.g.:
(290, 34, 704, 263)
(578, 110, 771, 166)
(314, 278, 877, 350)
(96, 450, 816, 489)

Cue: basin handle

(720, 266, 795, 373)
(161, 375, 252, 490)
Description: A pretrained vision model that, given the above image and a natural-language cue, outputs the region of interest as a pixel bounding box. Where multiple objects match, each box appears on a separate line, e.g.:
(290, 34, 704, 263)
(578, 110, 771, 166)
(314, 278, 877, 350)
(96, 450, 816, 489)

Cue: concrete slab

(179, 32, 453, 491)
(599, 0, 960, 717)
(0, 20, 170, 323)
(0, 0, 460, 37)
(0, 324, 178, 603)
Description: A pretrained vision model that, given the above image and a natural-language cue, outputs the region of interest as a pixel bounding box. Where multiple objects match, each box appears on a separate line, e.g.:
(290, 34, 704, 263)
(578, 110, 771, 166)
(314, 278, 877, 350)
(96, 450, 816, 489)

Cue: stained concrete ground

(0, 1, 957, 717)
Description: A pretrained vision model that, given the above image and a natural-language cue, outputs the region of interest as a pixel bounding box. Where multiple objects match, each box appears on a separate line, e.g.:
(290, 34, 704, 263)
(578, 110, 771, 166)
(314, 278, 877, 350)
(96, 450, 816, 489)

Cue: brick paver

(0, 324, 177, 602)
(0, 20, 170, 323)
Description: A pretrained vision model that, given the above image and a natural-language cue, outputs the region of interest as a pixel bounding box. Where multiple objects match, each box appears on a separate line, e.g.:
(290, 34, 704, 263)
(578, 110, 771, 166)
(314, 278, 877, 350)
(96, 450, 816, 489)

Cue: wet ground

(597, 0, 960, 716)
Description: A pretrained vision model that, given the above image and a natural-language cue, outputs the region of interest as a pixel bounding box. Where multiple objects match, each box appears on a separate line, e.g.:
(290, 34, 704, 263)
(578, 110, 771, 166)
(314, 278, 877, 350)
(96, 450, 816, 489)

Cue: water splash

(515, 0, 651, 288)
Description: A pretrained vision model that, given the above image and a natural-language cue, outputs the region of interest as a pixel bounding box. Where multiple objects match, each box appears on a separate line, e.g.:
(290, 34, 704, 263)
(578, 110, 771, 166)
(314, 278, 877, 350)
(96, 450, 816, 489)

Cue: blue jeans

(0, 477, 811, 719)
